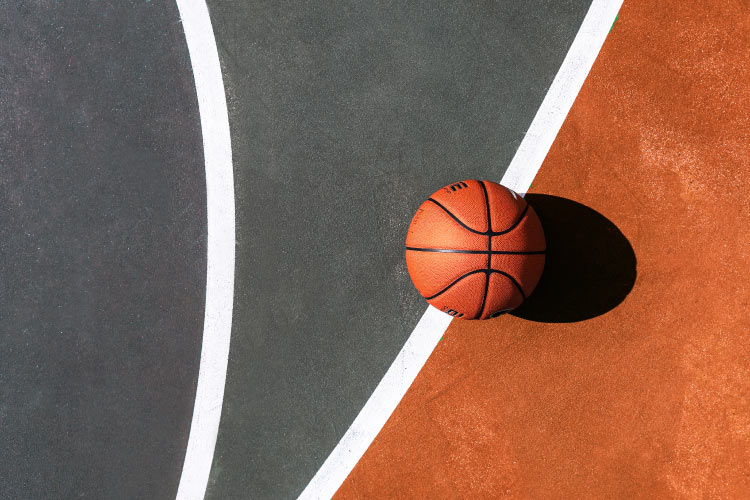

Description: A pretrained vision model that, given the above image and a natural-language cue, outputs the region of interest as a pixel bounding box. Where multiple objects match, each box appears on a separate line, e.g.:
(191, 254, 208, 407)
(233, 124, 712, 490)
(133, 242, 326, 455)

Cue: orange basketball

(405, 180, 545, 319)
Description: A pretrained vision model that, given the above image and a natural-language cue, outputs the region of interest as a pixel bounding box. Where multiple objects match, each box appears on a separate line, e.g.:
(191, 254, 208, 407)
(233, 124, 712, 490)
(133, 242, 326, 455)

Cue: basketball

(405, 180, 545, 319)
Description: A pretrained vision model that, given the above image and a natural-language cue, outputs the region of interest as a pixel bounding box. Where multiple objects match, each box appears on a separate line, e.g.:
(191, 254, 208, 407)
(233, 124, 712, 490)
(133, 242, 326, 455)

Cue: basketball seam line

(423, 269, 527, 302)
(405, 247, 546, 255)
(504, 270, 527, 302)
(426, 196, 530, 236)
(478, 181, 492, 318)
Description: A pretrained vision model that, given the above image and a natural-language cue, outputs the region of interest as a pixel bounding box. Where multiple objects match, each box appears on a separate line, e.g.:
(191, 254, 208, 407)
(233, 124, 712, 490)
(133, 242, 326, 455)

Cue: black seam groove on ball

(498, 269, 527, 302)
(426, 196, 530, 236)
(478, 181, 492, 317)
(405, 247, 546, 255)
(489, 309, 513, 318)
(423, 269, 527, 301)
(426, 198, 486, 235)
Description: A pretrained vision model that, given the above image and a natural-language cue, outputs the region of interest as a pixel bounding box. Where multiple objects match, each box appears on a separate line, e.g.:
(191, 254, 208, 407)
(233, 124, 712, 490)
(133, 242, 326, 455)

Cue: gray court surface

(0, 1, 204, 499)
(206, 1, 591, 498)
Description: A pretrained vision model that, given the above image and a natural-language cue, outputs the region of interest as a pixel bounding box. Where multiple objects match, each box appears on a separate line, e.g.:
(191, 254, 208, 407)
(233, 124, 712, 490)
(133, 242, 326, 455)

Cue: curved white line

(174, 1, 235, 500)
(298, 1, 622, 498)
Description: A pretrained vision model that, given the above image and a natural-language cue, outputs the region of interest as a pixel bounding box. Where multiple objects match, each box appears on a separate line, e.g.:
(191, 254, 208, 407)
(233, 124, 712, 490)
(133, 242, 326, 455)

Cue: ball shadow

(511, 194, 636, 323)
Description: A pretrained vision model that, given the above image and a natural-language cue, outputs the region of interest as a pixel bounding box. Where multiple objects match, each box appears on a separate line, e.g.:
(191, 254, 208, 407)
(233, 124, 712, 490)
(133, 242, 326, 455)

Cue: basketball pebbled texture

(405, 180, 545, 319)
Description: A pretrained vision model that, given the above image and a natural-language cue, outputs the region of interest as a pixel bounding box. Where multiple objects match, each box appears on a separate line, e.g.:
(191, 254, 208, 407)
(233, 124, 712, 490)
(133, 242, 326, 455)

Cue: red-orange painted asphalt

(337, 1, 750, 498)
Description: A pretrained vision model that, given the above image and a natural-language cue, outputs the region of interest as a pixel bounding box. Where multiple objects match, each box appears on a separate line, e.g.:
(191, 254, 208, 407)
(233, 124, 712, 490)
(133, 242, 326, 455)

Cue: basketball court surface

(1, 0, 748, 499)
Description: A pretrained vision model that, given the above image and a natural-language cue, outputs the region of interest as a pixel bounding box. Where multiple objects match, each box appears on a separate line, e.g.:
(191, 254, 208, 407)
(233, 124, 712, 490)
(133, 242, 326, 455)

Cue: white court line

(298, 1, 622, 498)
(174, 1, 235, 500)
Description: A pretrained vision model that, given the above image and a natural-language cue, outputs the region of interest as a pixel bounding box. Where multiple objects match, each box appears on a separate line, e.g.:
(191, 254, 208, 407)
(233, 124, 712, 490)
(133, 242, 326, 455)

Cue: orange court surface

(337, 1, 750, 498)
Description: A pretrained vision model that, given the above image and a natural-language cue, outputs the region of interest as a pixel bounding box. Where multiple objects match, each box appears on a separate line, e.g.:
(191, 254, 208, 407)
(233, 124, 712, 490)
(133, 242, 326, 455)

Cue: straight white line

(174, 1, 235, 500)
(299, 306, 452, 499)
(502, 0, 623, 195)
(297, 1, 622, 498)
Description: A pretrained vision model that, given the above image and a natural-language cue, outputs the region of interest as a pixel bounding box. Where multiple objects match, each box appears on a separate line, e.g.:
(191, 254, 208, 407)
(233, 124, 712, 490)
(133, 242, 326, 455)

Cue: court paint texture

(2, 1, 748, 499)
